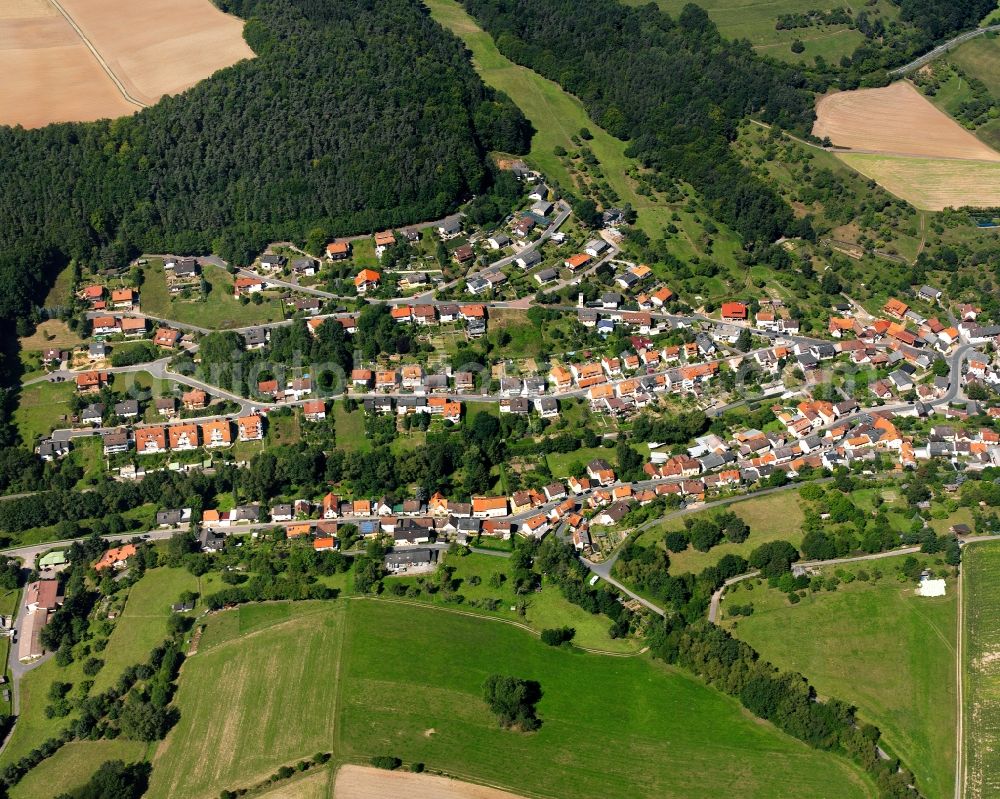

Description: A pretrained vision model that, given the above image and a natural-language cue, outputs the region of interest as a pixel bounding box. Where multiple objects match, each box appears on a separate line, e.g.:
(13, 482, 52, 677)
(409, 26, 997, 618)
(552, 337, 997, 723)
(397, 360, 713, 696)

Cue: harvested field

(0, 0, 136, 127)
(57, 0, 254, 105)
(837, 154, 1000, 211)
(0, 0, 253, 128)
(334, 766, 528, 799)
(814, 82, 1000, 161)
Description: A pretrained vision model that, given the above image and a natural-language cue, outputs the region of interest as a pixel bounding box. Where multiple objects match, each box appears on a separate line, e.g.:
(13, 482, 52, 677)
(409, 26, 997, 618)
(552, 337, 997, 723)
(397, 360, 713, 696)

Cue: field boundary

(44, 0, 147, 110)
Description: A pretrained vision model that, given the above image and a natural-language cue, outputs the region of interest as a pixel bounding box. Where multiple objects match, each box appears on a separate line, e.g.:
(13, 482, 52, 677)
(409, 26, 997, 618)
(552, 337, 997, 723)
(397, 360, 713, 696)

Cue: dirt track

(813, 81, 1000, 162)
(334, 766, 530, 799)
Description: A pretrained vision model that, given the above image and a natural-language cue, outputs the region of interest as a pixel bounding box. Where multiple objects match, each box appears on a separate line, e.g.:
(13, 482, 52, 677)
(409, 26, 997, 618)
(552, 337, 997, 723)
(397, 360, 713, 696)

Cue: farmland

(148, 599, 875, 799)
(334, 765, 528, 799)
(814, 81, 1000, 210)
(723, 557, 957, 799)
(836, 154, 1000, 211)
(55, 0, 253, 106)
(0, 0, 137, 127)
(814, 82, 1000, 161)
(0, 0, 252, 128)
(963, 541, 1000, 799)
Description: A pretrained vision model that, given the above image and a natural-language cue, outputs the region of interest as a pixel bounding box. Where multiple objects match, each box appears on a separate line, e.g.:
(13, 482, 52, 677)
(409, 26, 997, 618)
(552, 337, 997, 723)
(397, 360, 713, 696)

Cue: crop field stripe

(961, 541, 1000, 799)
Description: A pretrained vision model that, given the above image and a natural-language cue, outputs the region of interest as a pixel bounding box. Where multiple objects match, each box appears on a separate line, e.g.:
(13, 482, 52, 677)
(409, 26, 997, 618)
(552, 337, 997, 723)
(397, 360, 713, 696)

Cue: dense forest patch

(0, 0, 529, 441)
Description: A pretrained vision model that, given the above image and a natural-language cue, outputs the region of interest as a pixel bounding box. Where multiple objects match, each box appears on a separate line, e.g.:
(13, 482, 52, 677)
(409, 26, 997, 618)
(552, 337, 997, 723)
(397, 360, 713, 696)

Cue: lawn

(543, 444, 618, 479)
(13, 380, 74, 445)
(962, 540, 1000, 799)
(9, 740, 149, 799)
(148, 598, 874, 799)
(332, 400, 369, 453)
(723, 559, 957, 799)
(424, 0, 680, 237)
(90, 567, 201, 693)
(140, 260, 284, 329)
(636, 490, 807, 575)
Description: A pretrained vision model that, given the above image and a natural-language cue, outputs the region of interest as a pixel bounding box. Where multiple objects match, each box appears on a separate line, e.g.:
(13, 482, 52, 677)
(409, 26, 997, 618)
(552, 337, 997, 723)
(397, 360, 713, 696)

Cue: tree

(540, 626, 575, 646)
(119, 699, 174, 741)
(748, 540, 799, 577)
(687, 518, 723, 552)
(55, 760, 150, 799)
(482, 674, 542, 731)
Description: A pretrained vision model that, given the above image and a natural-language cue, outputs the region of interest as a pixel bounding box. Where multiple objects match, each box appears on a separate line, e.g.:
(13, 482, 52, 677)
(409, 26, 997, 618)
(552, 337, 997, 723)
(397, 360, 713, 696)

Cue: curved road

(890, 24, 1000, 76)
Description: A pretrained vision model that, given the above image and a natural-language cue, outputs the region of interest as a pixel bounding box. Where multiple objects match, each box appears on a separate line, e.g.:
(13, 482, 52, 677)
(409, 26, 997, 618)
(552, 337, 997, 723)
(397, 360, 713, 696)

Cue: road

(890, 24, 1000, 76)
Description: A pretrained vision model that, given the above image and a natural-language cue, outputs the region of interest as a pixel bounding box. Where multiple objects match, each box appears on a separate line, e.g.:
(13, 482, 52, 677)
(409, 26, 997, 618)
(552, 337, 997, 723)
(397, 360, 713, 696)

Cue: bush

(482, 673, 542, 731)
(539, 626, 575, 646)
(370, 756, 402, 770)
(82, 658, 104, 677)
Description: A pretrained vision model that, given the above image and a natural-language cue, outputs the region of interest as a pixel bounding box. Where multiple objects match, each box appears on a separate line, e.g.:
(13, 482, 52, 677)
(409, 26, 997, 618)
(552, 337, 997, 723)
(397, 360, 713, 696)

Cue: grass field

(140, 261, 284, 328)
(963, 541, 1000, 799)
(1, 655, 88, 766)
(836, 153, 1000, 210)
(90, 567, 200, 693)
(13, 380, 75, 445)
(388, 551, 642, 653)
(724, 559, 957, 799)
(18, 319, 82, 353)
(149, 599, 874, 799)
(9, 740, 149, 799)
(948, 35, 1000, 97)
(636, 490, 807, 574)
(332, 401, 369, 453)
(619, 0, 894, 65)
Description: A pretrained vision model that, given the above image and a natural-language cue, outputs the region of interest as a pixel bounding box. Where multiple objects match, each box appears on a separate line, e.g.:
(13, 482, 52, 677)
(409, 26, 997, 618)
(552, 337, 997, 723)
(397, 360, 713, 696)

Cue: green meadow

(724, 558, 957, 799)
(147, 598, 874, 799)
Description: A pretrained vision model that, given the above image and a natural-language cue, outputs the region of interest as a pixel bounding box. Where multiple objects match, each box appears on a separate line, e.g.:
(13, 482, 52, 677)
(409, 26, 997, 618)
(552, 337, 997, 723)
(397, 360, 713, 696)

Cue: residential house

(201, 419, 233, 448)
(303, 399, 326, 421)
(354, 269, 381, 294)
(237, 415, 264, 441)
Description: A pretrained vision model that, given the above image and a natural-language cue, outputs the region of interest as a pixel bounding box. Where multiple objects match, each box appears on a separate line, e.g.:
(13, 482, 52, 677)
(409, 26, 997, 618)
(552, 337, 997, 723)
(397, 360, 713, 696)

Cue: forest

(458, 0, 815, 245)
(0, 0, 530, 443)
